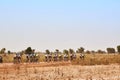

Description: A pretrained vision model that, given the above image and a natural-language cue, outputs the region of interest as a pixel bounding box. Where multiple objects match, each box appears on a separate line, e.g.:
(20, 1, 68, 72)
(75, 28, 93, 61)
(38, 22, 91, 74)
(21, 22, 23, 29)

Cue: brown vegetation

(0, 63, 120, 80)
(0, 53, 120, 80)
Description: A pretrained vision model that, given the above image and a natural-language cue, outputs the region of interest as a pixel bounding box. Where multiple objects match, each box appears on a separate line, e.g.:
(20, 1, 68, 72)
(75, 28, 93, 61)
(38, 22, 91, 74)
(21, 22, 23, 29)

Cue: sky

(0, 0, 120, 52)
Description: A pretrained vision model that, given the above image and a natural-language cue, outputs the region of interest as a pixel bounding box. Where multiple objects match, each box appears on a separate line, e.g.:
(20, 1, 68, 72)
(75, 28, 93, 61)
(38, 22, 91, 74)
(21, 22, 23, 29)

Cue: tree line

(0, 45, 120, 54)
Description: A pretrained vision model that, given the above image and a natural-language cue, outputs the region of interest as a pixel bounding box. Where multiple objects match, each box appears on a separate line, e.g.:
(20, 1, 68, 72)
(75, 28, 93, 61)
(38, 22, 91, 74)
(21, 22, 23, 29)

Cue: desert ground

(0, 62, 120, 80)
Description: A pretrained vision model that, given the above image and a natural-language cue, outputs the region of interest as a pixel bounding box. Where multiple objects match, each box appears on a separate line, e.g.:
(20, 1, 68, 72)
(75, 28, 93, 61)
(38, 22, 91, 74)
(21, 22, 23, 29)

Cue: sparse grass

(72, 54, 120, 65)
(0, 64, 120, 80)
(0, 53, 120, 80)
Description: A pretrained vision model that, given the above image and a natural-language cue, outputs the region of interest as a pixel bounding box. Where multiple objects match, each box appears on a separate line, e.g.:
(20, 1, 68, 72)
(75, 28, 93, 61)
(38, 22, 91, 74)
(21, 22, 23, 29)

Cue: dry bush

(72, 54, 120, 65)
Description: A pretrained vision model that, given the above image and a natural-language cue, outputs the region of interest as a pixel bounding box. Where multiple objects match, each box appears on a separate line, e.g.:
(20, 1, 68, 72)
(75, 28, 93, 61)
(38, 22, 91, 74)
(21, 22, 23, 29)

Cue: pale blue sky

(0, 0, 120, 52)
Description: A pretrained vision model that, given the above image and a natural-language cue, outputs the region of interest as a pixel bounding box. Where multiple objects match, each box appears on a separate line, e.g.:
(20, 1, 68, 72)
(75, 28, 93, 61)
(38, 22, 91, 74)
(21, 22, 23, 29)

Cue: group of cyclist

(0, 52, 85, 64)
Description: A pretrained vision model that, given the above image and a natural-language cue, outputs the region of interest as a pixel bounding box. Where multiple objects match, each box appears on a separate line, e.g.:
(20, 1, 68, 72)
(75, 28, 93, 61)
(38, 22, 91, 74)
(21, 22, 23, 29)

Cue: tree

(77, 47, 84, 53)
(0, 48, 6, 54)
(106, 48, 115, 53)
(46, 49, 50, 54)
(91, 50, 95, 53)
(97, 50, 106, 54)
(117, 45, 120, 53)
(86, 50, 91, 54)
(8, 50, 11, 54)
(25, 47, 32, 54)
(69, 49, 74, 54)
(63, 49, 69, 55)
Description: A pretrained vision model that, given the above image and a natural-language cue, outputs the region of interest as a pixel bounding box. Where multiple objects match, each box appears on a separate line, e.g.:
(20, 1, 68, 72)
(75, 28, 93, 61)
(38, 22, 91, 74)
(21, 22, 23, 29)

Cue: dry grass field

(0, 62, 120, 80)
(0, 54, 120, 80)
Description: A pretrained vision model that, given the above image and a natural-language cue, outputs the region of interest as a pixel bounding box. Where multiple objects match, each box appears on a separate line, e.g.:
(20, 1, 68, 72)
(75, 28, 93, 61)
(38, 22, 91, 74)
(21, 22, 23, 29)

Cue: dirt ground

(0, 62, 120, 80)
